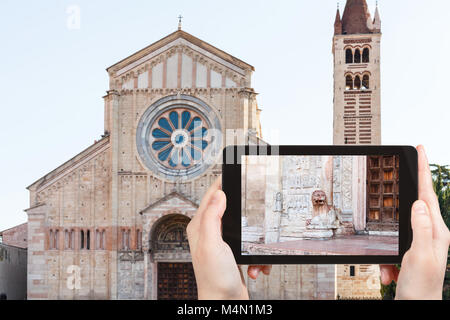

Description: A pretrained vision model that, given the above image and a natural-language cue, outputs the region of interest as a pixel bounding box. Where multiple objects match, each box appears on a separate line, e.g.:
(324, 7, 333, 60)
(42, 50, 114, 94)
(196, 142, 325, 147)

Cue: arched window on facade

(86, 230, 90, 250)
(362, 48, 370, 63)
(354, 49, 361, 63)
(102, 230, 106, 250)
(96, 229, 106, 250)
(345, 49, 353, 64)
(121, 229, 130, 250)
(362, 75, 370, 89)
(354, 75, 361, 90)
(55, 229, 59, 250)
(65, 230, 69, 249)
(70, 230, 74, 250)
(96, 230, 100, 249)
(345, 75, 353, 90)
(49, 229, 54, 249)
(136, 229, 142, 251)
(50, 229, 59, 250)
(80, 230, 85, 249)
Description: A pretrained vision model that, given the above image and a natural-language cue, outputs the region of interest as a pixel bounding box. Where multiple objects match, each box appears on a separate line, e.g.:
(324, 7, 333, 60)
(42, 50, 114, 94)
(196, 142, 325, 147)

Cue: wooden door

(157, 262, 197, 300)
(366, 155, 399, 231)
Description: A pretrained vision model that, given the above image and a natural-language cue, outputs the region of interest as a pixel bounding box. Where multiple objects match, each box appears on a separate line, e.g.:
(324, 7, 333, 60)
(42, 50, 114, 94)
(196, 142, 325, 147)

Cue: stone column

(264, 156, 282, 244)
(352, 156, 367, 231)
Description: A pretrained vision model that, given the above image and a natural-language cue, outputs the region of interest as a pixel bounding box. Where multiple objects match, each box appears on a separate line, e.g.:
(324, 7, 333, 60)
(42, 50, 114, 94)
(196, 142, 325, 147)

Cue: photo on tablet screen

(241, 155, 399, 256)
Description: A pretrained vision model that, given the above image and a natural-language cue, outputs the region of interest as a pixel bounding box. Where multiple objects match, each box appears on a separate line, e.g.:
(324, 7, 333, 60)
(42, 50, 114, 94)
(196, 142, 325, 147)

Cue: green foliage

(430, 164, 450, 300)
(380, 265, 399, 300)
(430, 164, 450, 229)
(381, 279, 397, 300)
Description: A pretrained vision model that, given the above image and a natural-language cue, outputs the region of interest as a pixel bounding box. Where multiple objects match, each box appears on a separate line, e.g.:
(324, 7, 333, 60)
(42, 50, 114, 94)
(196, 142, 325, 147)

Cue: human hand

(380, 145, 450, 300)
(187, 177, 271, 300)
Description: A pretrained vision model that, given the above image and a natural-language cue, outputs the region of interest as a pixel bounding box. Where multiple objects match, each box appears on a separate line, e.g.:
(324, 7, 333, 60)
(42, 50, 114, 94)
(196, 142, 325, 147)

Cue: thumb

(410, 200, 433, 252)
(200, 190, 226, 243)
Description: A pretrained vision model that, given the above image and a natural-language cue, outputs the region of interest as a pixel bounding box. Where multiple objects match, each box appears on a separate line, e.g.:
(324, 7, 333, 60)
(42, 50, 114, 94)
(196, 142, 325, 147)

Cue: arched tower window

(362, 48, 370, 63)
(354, 49, 361, 64)
(362, 75, 370, 89)
(345, 49, 353, 64)
(354, 75, 361, 90)
(345, 75, 353, 90)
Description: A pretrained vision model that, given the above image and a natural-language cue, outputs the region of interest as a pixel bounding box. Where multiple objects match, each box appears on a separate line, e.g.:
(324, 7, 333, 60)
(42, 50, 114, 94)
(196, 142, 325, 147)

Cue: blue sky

(0, 0, 449, 231)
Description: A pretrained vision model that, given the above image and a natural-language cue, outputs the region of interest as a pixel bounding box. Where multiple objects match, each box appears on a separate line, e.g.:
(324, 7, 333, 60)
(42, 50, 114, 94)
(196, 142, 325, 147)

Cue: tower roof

(334, 7, 343, 35)
(341, 0, 373, 34)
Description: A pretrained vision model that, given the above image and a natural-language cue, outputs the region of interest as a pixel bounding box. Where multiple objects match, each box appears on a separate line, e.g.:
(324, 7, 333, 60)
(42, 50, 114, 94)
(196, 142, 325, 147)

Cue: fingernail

(414, 201, 428, 215)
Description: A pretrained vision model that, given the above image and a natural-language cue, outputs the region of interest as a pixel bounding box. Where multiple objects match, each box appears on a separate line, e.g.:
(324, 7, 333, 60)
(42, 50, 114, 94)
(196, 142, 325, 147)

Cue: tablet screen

(241, 155, 399, 256)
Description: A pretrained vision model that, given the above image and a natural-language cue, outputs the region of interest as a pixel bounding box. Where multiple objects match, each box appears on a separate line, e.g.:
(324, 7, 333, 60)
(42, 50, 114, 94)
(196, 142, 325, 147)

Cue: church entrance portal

(151, 214, 197, 300)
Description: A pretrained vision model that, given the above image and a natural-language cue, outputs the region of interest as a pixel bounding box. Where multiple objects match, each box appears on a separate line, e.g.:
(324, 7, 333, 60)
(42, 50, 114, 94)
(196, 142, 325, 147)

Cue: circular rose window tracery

(151, 109, 209, 170)
(136, 94, 222, 181)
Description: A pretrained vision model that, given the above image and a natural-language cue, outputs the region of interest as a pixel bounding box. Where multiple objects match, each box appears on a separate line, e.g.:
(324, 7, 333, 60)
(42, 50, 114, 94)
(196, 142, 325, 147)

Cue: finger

(410, 200, 433, 252)
(262, 265, 272, 275)
(380, 265, 394, 285)
(379, 265, 398, 285)
(199, 189, 227, 244)
(416, 146, 448, 239)
(196, 177, 222, 219)
(247, 266, 261, 280)
(247, 265, 272, 279)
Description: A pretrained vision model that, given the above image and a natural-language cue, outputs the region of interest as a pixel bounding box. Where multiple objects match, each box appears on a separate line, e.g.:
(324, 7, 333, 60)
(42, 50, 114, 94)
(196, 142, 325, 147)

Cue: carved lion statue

(311, 190, 327, 207)
(307, 190, 343, 229)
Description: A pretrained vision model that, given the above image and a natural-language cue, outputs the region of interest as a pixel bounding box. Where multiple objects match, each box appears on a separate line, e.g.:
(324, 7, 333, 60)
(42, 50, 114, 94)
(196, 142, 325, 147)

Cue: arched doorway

(150, 214, 197, 300)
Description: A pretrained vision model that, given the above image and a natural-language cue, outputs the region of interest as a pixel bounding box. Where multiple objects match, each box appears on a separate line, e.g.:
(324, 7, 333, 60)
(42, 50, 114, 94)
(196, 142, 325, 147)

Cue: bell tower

(333, 0, 382, 145)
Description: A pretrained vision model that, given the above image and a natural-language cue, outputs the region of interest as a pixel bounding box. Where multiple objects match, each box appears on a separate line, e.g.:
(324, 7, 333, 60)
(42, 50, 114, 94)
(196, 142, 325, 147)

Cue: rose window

(136, 94, 222, 181)
(150, 109, 209, 169)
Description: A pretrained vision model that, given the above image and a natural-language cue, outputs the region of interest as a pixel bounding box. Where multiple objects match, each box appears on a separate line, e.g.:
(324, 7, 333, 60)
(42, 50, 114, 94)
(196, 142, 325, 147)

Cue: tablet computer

(222, 145, 417, 265)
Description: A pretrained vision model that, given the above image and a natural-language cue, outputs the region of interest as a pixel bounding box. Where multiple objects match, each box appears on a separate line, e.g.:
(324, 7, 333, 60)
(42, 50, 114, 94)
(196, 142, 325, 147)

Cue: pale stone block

(166, 54, 178, 88)
(181, 53, 192, 88)
(196, 62, 207, 88)
(211, 70, 221, 88)
(137, 72, 148, 89)
(152, 62, 163, 88)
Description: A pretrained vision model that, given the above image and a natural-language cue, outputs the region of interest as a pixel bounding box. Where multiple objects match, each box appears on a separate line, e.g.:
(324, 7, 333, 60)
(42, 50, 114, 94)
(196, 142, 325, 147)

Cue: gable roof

(106, 29, 255, 75)
(27, 135, 110, 191)
(139, 191, 199, 214)
(0, 222, 27, 235)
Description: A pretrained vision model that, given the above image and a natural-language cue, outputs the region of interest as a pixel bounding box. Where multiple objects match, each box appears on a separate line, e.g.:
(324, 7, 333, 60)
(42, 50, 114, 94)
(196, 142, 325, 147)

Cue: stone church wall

(26, 139, 112, 299)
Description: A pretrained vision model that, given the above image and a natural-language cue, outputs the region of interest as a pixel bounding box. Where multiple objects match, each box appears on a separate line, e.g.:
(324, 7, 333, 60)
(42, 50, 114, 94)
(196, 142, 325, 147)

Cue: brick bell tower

(333, 1, 385, 300)
(333, 0, 381, 145)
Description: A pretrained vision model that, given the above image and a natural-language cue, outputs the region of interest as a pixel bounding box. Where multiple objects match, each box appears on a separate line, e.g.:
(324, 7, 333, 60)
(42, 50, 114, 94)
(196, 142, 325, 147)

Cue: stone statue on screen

(305, 190, 343, 239)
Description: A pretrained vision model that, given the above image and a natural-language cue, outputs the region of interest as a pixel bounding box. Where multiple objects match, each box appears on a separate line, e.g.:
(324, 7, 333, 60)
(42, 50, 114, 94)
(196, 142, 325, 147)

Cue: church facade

(25, 0, 387, 300)
(25, 28, 262, 300)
